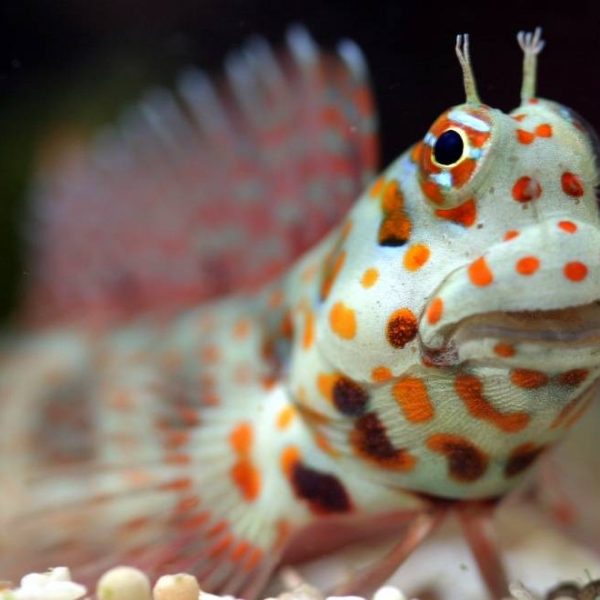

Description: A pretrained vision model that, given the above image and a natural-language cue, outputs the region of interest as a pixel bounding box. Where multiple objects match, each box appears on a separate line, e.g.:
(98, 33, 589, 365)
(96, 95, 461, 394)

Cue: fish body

(1, 27, 600, 598)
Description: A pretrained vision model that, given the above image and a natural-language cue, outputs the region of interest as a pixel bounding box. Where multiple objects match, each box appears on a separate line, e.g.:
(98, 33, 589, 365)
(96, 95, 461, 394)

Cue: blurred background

(1, 0, 599, 322)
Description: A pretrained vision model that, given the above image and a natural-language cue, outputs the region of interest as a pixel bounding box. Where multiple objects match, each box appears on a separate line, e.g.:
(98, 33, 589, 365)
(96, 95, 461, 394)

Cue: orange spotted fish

(1, 26, 599, 599)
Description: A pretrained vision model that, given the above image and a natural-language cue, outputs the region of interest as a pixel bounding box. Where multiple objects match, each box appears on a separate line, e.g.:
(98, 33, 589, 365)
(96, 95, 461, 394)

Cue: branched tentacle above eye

(517, 26, 545, 103)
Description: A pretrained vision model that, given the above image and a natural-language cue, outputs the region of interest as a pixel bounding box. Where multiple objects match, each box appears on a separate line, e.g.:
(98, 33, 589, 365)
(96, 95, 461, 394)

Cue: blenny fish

(1, 26, 599, 600)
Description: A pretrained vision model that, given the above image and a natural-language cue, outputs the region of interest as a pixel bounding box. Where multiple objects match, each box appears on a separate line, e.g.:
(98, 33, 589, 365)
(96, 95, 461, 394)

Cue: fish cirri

(1, 26, 599, 599)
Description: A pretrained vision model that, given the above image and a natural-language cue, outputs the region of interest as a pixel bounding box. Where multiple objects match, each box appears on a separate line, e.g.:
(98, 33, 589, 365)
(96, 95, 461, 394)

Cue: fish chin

(421, 302, 600, 370)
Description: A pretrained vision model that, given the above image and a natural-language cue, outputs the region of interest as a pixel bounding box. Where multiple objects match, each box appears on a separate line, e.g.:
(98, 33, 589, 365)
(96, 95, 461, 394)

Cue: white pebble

(372, 586, 406, 600)
(96, 566, 151, 600)
(153, 573, 200, 600)
(1, 567, 86, 600)
(325, 596, 363, 600)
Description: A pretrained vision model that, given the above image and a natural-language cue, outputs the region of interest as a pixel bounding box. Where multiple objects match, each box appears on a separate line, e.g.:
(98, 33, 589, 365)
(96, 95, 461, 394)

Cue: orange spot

(516, 256, 540, 276)
(174, 495, 200, 513)
(516, 129, 535, 144)
(302, 308, 315, 350)
(455, 374, 530, 432)
(320, 250, 346, 300)
(281, 446, 301, 476)
(511, 369, 549, 389)
(314, 431, 339, 457)
(233, 318, 251, 339)
(369, 177, 385, 198)
(403, 243, 431, 271)
(267, 288, 284, 308)
(435, 198, 477, 227)
(371, 366, 393, 382)
(512, 114, 526, 122)
(561, 171, 584, 197)
(420, 179, 445, 204)
(494, 343, 515, 358)
(179, 512, 210, 530)
(276, 405, 296, 430)
(317, 372, 337, 401)
(208, 534, 233, 558)
(231, 540, 250, 561)
(159, 477, 193, 492)
(564, 261, 588, 282)
(504, 230, 519, 241)
(361, 267, 379, 288)
(201, 344, 220, 363)
(393, 377, 434, 423)
(230, 422, 253, 455)
(381, 180, 403, 212)
(231, 459, 261, 501)
(386, 308, 418, 349)
(535, 123, 553, 137)
(512, 176, 542, 202)
(426, 297, 444, 325)
(451, 158, 476, 187)
(468, 256, 494, 287)
(329, 301, 357, 340)
(558, 220, 577, 233)
(164, 430, 190, 449)
(165, 453, 192, 466)
(243, 547, 263, 571)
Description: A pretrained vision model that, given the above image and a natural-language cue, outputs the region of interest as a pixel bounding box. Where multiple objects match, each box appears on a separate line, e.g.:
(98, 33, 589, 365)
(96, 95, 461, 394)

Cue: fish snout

(420, 220, 600, 370)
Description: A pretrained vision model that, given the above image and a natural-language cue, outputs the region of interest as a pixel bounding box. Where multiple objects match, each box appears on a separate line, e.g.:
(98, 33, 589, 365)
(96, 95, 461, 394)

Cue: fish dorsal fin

(22, 26, 379, 326)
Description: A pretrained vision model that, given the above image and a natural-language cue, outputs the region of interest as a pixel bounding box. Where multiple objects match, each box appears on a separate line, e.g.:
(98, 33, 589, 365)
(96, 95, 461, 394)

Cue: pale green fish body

(1, 27, 599, 599)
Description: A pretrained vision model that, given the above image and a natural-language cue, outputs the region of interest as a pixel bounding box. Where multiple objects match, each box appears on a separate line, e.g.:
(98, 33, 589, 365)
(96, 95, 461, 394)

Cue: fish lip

(419, 301, 600, 368)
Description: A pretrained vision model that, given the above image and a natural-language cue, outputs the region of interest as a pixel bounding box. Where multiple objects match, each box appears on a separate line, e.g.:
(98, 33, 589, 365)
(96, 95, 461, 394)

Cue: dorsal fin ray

(22, 26, 379, 326)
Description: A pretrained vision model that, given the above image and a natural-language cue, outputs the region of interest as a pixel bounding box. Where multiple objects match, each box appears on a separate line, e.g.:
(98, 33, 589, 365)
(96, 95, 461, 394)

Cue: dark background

(1, 0, 599, 320)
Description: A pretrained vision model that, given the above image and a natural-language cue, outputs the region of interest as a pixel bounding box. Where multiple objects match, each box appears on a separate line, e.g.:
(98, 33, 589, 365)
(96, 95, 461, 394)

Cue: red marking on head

(558, 220, 577, 234)
(561, 172, 584, 197)
(516, 129, 535, 144)
(511, 369, 549, 389)
(516, 256, 540, 276)
(435, 198, 477, 227)
(512, 114, 526, 122)
(468, 257, 494, 287)
(512, 176, 542, 202)
(529, 98, 539, 104)
(427, 297, 444, 325)
(494, 342, 515, 358)
(535, 123, 553, 137)
(159, 478, 193, 492)
(393, 376, 434, 423)
(455, 374, 530, 432)
(564, 261, 588, 282)
(451, 158, 476, 187)
(420, 179, 445, 204)
(503, 230, 520, 241)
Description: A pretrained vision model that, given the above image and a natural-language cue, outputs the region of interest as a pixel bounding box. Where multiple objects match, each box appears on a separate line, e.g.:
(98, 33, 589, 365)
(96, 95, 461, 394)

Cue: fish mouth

(421, 302, 600, 369)
(419, 220, 600, 370)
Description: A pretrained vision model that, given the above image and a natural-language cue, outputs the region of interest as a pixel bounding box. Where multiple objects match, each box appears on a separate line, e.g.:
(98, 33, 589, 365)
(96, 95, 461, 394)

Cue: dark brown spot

(386, 308, 418, 349)
(290, 462, 352, 514)
(505, 443, 546, 478)
(427, 433, 488, 482)
(332, 377, 369, 416)
(350, 412, 416, 471)
(378, 180, 412, 247)
(556, 369, 589, 386)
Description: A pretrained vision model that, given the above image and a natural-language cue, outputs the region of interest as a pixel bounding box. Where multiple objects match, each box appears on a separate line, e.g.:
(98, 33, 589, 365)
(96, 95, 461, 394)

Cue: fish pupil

(434, 129, 464, 165)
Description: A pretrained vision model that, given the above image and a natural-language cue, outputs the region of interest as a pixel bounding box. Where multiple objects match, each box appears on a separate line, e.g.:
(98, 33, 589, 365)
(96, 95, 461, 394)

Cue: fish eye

(433, 129, 466, 166)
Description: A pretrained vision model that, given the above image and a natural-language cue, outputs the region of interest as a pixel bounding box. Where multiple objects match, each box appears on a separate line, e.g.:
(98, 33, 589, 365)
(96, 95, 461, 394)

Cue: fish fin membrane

(0, 334, 291, 597)
(21, 25, 379, 326)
